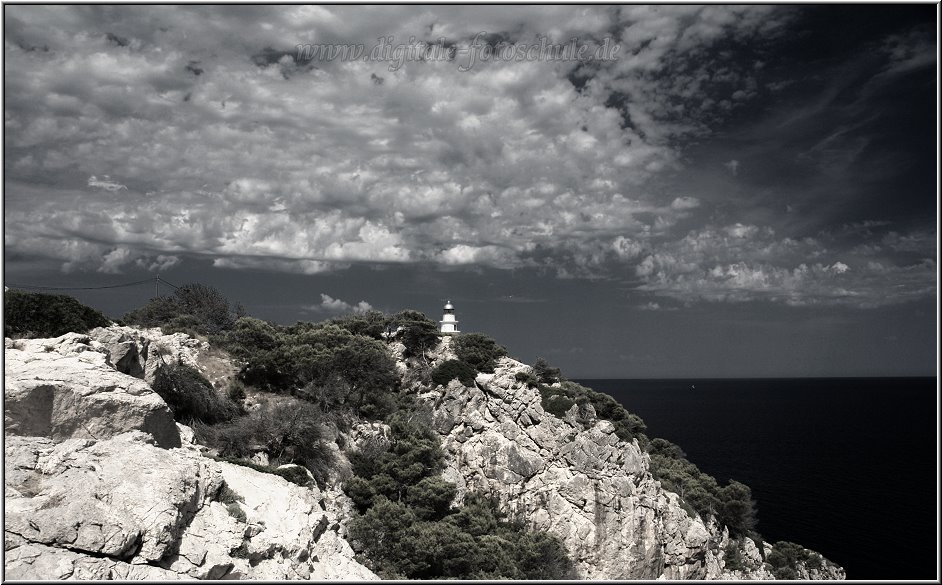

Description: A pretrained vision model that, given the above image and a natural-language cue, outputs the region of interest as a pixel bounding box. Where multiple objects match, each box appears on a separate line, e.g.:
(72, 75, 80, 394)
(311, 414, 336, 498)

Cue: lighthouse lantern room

(440, 300, 460, 334)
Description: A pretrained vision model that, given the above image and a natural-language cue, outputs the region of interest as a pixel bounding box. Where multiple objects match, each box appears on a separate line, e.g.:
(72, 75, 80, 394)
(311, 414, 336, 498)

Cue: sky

(3, 5, 938, 378)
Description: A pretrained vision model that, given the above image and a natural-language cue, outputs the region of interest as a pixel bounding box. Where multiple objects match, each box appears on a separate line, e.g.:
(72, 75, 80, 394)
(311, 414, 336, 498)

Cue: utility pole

(155, 273, 159, 298)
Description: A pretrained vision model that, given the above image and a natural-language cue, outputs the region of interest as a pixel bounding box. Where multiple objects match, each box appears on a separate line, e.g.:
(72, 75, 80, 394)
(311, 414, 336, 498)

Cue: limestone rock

(4, 432, 220, 563)
(4, 334, 180, 448)
(417, 347, 844, 580)
(4, 542, 187, 580)
(167, 460, 377, 580)
(88, 325, 206, 385)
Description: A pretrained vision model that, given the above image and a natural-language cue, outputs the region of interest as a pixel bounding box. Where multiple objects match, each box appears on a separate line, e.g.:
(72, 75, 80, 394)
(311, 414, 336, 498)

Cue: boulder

(4, 335, 180, 448)
(88, 325, 207, 385)
(4, 432, 221, 563)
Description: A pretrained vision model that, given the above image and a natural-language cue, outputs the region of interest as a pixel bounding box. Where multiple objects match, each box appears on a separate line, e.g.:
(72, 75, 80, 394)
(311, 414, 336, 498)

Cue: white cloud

(4, 5, 791, 280)
(87, 175, 127, 191)
(315, 294, 373, 314)
(3, 6, 934, 311)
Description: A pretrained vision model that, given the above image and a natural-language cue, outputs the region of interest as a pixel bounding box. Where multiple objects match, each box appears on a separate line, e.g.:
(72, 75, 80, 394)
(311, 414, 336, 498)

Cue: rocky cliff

(3, 329, 377, 580)
(395, 338, 845, 580)
(4, 327, 844, 580)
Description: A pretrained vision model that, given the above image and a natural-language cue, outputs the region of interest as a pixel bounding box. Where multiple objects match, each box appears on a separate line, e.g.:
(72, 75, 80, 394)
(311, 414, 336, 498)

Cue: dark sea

(574, 377, 939, 580)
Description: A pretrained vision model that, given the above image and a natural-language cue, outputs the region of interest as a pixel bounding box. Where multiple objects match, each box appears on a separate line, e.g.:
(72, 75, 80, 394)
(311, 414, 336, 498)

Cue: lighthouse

(440, 300, 460, 334)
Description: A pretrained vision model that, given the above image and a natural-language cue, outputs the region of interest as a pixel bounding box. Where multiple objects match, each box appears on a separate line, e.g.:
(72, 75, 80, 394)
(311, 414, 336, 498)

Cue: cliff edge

(3, 326, 844, 580)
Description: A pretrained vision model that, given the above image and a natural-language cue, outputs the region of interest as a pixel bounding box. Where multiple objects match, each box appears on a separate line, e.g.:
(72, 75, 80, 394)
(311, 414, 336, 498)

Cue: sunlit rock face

(403, 342, 845, 580)
(3, 331, 377, 581)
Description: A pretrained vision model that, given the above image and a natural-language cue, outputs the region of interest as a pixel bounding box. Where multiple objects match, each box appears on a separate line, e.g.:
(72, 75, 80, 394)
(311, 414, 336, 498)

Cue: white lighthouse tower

(440, 300, 460, 334)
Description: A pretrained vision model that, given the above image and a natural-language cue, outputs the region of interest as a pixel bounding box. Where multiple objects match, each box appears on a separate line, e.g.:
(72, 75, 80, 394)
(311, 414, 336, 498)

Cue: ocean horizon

(574, 376, 938, 580)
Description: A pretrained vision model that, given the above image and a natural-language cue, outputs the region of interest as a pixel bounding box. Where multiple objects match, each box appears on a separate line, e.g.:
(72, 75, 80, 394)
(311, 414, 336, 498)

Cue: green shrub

(226, 380, 247, 402)
(222, 317, 400, 416)
(195, 399, 333, 487)
(431, 359, 477, 387)
(451, 333, 507, 373)
(344, 417, 574, 580)
(122, 283, 242, 335)
(329, 310, 388, 340)
(514, 371, 539, 388)
(767, 541, 815, 579)
(725, 540, 745, 572)
(211, 455, 312, 487)
(217, 483, 244, 504)
(151, 362, 240, 424)
(717, 480, 758, 537)
(226, 502, 247, 522)
(532, 357, 561, 384)
(539, 385, 576, 417)
(4, 290, 111, 338)
(389, 310, 441, 357)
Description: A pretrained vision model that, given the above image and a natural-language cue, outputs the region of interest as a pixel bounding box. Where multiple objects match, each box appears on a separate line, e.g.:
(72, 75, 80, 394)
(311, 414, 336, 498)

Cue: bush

(767, 541, 816, 579)
(431, 359, 477, 387)
(222, 317, 400, 417)
(344, 416, 574, 580)
(724, 540, 744, 572)
(122, 283, 242, 335)
(539, 385, 577, 417)
(151, 362, 240, 424)
(4, 290, 111, 338)
(717, 480, 758, 537)
(226, 502, 247, 522)
(451, 333, 507, 373)
(195, 399, 333, 487)
(514, 371, 539, 388)
(329, 310, 388, 340)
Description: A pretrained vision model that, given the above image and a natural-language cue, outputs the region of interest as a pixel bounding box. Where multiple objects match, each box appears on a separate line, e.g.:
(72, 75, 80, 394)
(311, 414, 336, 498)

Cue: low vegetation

(451, 332, 507, 373)
(766, 541, 822, 579)
(122, 283, 244, 336)
(20, 285, 769, 574)
(194, 399, 333, 488)
(4, 290, 111, 338)
(431, 359, 477, 387)
(344, 411, 574, 579)
(151, 362, 241, 425)
(530, 360, 759, 540)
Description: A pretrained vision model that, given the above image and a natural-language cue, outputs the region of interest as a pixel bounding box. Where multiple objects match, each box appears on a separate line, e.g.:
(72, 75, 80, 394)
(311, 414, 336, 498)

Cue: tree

(389, 310, 440, 358)
(718, 480, 758, 537)
(533, 357, 561, 384)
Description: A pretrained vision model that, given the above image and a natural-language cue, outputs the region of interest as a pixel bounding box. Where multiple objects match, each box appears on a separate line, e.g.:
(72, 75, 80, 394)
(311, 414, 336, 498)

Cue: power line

(5, 278, 155, 291)
(157, 276, 180, 290)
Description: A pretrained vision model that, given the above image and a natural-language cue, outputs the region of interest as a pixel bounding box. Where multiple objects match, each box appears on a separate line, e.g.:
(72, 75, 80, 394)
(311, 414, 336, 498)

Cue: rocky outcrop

(3, 332, 376, 581)
(407, 339, 844, 580)
(88, 325, 206, 385)
(4, 326, 841, 580)
(4, 334, 180, 448)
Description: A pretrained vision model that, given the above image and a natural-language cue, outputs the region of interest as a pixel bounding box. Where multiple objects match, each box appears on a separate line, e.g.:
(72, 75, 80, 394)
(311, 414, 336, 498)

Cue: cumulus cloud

(628, 223, 934, 308)
(3, 6, 935, 310)
(3, 5, 790, 279)
(314, 294, 373, 314)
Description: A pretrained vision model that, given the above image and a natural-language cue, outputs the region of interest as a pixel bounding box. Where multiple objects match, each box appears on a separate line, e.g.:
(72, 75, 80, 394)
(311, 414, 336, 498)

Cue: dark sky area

(3, 5, 938, 378)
